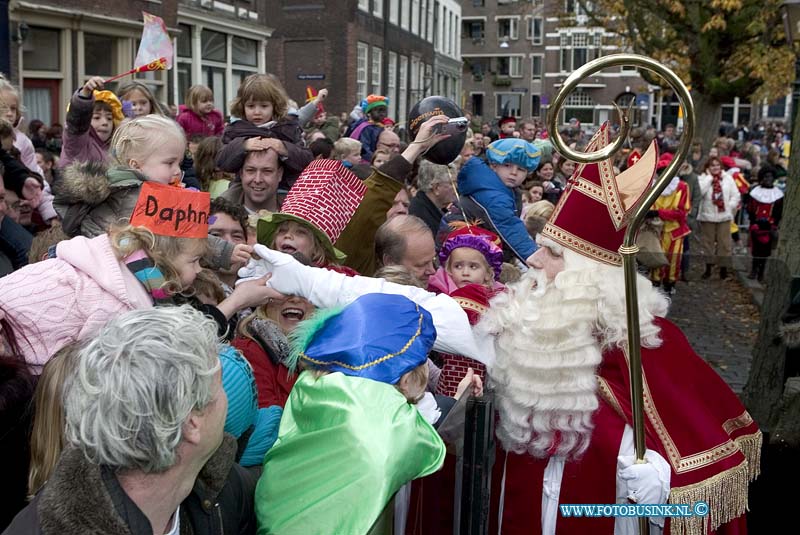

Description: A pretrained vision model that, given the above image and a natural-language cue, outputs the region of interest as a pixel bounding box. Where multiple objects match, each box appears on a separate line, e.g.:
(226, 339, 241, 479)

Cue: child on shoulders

(457, 138, 543, 266)
(217, 74, 313, 191)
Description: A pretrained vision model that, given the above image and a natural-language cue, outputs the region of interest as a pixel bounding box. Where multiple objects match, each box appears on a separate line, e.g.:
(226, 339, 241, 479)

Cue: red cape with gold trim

(477, 317, 759, 535)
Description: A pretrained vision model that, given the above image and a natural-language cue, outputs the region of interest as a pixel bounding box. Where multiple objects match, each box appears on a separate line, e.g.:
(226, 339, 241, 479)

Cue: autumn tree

(579, 0, 794, 150)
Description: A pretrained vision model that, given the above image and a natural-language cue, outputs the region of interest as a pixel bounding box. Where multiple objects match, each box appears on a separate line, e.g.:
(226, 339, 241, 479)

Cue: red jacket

(232, 337, 297, 408)
(176, 105, 224, 138)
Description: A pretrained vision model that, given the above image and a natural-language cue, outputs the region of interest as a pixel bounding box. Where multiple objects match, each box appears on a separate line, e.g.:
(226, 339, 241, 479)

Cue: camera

(432, 117, 469, 135)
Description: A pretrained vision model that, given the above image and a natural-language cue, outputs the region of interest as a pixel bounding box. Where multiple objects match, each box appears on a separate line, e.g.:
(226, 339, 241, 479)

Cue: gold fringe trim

(668, 461, 749, 535)
(734, 431, 763, 482)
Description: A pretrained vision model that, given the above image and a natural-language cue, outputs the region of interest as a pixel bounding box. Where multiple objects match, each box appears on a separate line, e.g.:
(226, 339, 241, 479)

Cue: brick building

(265, 0, 461, 125)
(5, 0, 271, 125)
(461, 0, 654, 128)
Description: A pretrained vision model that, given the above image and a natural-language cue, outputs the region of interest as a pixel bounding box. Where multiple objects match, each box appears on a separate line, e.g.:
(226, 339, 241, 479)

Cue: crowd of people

(0, 66, 775, 534)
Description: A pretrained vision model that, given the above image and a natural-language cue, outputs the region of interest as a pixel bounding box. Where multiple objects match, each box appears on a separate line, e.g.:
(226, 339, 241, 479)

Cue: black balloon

(407, 96, 467, 165)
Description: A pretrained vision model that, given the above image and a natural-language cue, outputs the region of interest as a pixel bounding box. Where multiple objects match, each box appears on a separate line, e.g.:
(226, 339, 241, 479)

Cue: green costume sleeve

(255, 371, 445, 535)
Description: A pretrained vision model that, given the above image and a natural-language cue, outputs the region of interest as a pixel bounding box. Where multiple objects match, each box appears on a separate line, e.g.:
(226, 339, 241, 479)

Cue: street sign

(511, 87, 528, 93)
(297, 74, 325, 80)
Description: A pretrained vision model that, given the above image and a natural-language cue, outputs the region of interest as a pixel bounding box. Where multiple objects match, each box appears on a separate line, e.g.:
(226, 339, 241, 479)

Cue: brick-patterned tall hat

(541, 123, 659, 265)
(257, 159, 366, 261)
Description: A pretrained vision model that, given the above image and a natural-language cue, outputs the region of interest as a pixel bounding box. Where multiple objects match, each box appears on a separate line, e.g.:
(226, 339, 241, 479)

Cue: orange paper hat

(130, 182, 210, 238)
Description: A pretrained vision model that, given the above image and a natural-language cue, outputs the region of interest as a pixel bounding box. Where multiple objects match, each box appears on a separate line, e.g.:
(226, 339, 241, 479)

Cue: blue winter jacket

(457, 157, 537, 262)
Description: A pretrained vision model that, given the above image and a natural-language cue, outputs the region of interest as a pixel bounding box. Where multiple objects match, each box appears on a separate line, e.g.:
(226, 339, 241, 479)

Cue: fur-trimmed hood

(54, 162, 146, 238)
(55, 161, 144, 207)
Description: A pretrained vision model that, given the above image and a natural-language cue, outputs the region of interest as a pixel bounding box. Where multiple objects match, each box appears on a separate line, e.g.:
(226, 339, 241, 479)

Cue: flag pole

(104, 57, 168, 84)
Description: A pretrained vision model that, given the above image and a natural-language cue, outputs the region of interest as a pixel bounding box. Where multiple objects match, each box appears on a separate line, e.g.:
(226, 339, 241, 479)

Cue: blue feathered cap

(485, 138, 542, 172)
(288, 293, 436, 385)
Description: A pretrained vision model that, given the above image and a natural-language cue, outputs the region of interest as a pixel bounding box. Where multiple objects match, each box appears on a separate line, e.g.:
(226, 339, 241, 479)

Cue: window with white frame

(84, 33, 120, 80)
(531, 54, 543, 80)
(374, 0, 383, 18)
(388, 52, 398, 119)
(411, 0, 420, 34)
(497, 17, 519, 40)
(562, 89, 596, 125)
(398, 55, 408, 123)
(463, 19, 485, 39)
(358, 0, 370, 13)
(401, 0, 410, 30)
(559, 32, 599, 72)
(390, 0, 399, 25)
(527, 17, 543, 44)
(496, 93, 522, 118)
(371, 46, 382, 95)
(357, 42, 369, 101)
(497, 56, 522, 78)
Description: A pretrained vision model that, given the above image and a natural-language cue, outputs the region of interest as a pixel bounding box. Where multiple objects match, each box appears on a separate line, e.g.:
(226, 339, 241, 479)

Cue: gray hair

(64, 305, 221, 473)
(416, 160, 454, 192)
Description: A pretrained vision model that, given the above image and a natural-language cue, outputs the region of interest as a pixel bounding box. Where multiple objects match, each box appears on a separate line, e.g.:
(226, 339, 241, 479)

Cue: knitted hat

(220, 345, 258, 438)
(257, 159, 367, 261)
(486, 138, 542, 172)
(361, 94, 388, 113)
(219, 345, 282, 467)
(288, 293, 436, 385)
(439, 225, 504, 280)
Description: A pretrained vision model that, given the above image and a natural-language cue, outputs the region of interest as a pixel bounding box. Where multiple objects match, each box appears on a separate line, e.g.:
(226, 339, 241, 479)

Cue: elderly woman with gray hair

(408, 160, 458, 237)
(4, 306, 257, 534)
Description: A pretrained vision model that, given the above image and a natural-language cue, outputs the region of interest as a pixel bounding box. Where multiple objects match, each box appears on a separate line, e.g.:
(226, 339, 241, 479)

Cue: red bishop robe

(490, 318, 759, 535)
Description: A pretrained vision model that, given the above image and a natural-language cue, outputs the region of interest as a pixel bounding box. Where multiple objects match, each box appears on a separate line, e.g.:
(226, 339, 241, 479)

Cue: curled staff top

(546, 53, 694, 239)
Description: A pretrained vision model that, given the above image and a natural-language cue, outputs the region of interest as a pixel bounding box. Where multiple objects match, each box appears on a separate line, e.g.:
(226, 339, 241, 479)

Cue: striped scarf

(712, 173, 726, 212)
(123, 250, 175, 306)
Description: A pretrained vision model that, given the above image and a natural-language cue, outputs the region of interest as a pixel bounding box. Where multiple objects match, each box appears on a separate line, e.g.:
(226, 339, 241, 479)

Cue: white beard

(480, 250, 669, 460)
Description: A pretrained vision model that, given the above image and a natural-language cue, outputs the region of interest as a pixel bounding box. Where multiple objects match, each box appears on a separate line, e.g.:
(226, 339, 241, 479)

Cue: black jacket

(3, 435, 257, 535)
(408, 190, 445, 238)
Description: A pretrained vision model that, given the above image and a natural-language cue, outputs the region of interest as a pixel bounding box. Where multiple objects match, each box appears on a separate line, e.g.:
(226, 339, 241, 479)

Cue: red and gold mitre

(541, 123, 659, 265)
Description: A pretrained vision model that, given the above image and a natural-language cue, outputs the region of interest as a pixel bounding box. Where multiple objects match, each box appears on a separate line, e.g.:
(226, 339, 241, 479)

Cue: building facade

(265, 0, 460, 127)
(433, 0, 463, 105)
(461, 0, 653, 128)
(6, 0, 271, 125)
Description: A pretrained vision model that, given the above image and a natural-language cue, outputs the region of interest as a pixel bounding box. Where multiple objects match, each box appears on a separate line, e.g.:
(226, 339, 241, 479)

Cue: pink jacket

(176, 105, 224, 138)
(0, 234, 152, 372)
(13, 129, 44, 176)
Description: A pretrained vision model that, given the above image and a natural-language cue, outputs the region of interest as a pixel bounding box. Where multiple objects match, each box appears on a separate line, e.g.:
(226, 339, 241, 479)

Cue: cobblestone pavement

(665, 252, 760, 394)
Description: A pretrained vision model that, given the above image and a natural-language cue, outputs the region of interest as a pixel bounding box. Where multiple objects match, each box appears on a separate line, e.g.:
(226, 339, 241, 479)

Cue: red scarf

(712, 173, 726, 212)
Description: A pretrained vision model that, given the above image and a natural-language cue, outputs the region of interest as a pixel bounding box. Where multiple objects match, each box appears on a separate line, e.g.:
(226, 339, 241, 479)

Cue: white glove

(618, 449, 671, 528)
(238, 245, 486, 364)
